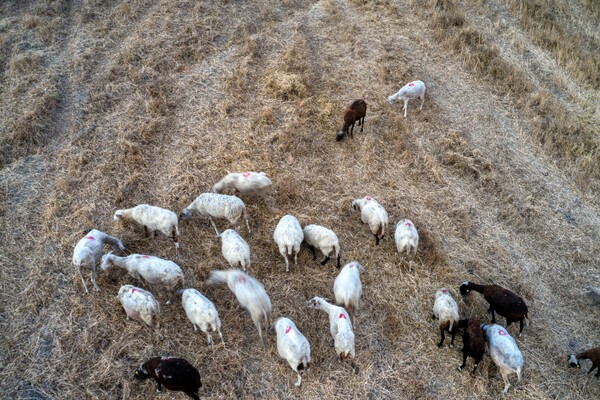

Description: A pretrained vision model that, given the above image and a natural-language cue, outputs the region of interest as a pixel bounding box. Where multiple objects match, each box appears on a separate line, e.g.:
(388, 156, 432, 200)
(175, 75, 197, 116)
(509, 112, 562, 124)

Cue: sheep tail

(207, 270, 229, 285)
(375, 223, 384, 238)
(449, 319, 455, 332)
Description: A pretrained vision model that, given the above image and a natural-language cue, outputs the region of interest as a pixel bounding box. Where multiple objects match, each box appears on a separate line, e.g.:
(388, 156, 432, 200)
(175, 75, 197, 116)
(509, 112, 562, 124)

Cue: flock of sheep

(72, 81, 599, 399)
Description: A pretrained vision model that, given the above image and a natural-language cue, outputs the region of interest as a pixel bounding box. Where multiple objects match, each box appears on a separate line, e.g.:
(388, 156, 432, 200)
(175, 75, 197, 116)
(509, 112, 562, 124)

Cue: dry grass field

(1, 0, 599, 398)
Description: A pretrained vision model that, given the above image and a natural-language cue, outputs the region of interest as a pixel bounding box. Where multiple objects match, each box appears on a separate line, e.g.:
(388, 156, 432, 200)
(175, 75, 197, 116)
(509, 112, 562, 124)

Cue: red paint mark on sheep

(285, 326, 292, 334)
(441, 289, 448, 294)
(339, 313, 347, 319)
(409, 83, 415, 87)
(131, 288, 136, 294)
(498, 330, 507, 336)
(236, 275, 246, 283)
(84, 236, 95, 240)
(366, 196, 372, 201)
(242, 172, 251, 177)
(142, 255, 150, 259)
(405, 222, 413, 227)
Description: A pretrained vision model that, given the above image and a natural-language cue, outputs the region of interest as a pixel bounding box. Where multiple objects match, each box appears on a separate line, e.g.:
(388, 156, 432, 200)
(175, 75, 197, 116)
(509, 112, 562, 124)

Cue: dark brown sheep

(336, 99, 367, 141)
(135, 356, 202, 399)
(459, 281, 529, 336)
(568, 347, 600, 378)
(456, 318, 485, 374)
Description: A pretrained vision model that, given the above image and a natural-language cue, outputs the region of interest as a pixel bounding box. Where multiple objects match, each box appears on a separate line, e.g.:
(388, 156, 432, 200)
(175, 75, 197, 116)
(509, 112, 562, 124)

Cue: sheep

(101, 253, 184, 304)
(178, 288, 224, 345)
(207, 269, 272, 350)
(302, 224, 341, 268)
(460, 281, 529, 336)
(218, 229, 251, 271)
(114, 204, 180, 251)
(333, 261, 363, 319)
(455, 318, 485, 374)
(275, 317, 311, 387)
(351, 196, 389, 245)
(394, 219, 419, 271)
(307, 296, 357, 373)
(387, 80, 426, 118)
(135, 356, 201, 400)
(180, 192, 250, 235)
(482, 323, 523, 393)
(72, 228, 125, 293)
(432, 288, 459, 348)
(273, 214, 304, 272)
(212, 171, 273, 202)
(336, 99, 367, 141)
(118, 284, 160, 330)
(568, 346, 600, 378)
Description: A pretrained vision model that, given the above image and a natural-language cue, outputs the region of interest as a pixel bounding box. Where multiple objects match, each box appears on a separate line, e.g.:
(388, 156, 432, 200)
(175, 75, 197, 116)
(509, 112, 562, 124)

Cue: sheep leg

(295, 372, 302, 387)
(360, 116, 365, 132)
(243, 208, 251, 234)
(144, 226, 150, 237)
(490, 308, 496, 323)
(192, 323, 198, 333)
(208, 217, 220, 235)
(91, 268, 101, 292)
(349, 122, 354, 139)
(519, 318, 524, 336)
(336, 254, 341, 269)
(420, 93, 425, 110)
(320, 256, 330, 266)
(449, 327, 457, 348)
(588, 365, 597, 375)
(280, 249, 290, 272)
(458, 352, 468, 372)
(294, 250, 298, 266)
(308, 244, 317, 261)
(403, 99, 408, 118)
(374, 234, 380, 245)
(172, 228, 180, 251)
(437, 326, 445, 347)
(78, 266, 89, 294)
(500, 368, 511, 393)
(155, 380, 162, 392)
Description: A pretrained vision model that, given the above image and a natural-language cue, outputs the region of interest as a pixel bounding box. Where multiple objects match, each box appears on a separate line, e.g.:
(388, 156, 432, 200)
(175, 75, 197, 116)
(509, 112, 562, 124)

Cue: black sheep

(135, 356, 202, 399)
(336, 99, 367, 141)
(568, 347, 600, 378)
(455, 318, 485, 374)
(459, 281, 529, 336)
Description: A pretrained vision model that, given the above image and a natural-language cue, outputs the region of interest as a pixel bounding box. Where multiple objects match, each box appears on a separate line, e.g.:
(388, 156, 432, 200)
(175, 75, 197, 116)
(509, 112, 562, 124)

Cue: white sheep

(218, 229, 251, 271)
(275, 317, 311, 387)
(307, 296, 357, 372)
(118, 284, 160, 330)
(72, 229, 125, 293)
(178, 288, 224, 345)
(180, 192, 250, 235)
(351, 196, 389, 245)
(273, 215, 304, 272)
(113, 204, 180, 251)
(303, 224, 341, 268)
(432, 288, 459, 348)
(207, 269, 272, 350)
(395, 219, 419, 271)
(333, 261, 364, 318)
(101, 253, 184, 304)
(387, 80, 426, 118)
(482, 323, 523, 393)
(213, 171, 273, 201)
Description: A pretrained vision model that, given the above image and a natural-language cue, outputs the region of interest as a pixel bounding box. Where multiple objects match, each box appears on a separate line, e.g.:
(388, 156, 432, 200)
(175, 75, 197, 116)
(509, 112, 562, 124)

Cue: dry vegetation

(1, 0, 599, 399)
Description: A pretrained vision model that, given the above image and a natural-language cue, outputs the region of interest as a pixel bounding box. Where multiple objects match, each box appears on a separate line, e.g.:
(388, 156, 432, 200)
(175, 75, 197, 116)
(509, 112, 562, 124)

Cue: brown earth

(1, 0, 599, 399)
